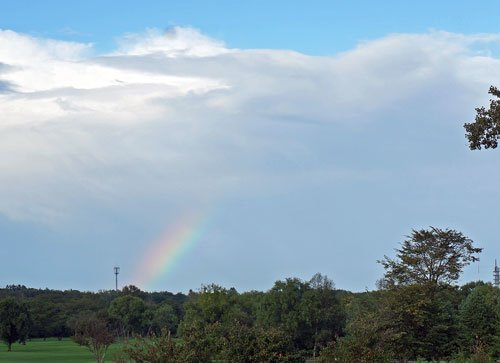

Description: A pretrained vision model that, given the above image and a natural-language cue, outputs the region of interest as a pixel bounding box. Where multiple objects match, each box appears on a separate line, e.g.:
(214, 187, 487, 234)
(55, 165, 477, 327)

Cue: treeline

(0, 274, 346, 361)
(0, 284, 186, 340)
(1, 277, 499, 362)
(0, 227, 499, 362)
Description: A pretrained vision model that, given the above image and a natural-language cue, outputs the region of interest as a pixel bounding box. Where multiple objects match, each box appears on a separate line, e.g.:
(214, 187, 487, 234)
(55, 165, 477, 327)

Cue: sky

(1, 1, 500, 293)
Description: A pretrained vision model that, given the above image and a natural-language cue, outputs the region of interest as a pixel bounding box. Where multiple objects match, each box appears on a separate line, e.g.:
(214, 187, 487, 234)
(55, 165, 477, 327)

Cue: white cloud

(0, 29, 91, 64)
(1, 27, 500, 223)
(115, 27, 228, 57)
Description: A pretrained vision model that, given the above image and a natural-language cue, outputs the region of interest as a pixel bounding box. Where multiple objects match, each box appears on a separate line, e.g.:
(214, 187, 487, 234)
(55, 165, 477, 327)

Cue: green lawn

(0, 338, 123, 363)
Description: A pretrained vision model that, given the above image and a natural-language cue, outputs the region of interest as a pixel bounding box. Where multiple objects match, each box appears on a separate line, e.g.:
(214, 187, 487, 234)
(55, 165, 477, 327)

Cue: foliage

(30, 295, 75, 340)
(147, 301, 179, 335)
(177, 319, 216, 363)
(108, 295, 146, 337)
(453, 345, 499, 363)
(381, 284, 459, 361)
(318, 292, 392, 363)
(375, 227, 487, 361)
(258, 278, 308, 340)
(72, 315, 114, 363)
(121, 285, 146, 300)
(0, 286, 186, 340)
(318, 337, 392, 363)
(122, 328, 180, 363)
(1, 256, 498, 362)
(0, 297, 31, 351)
(178, 284, 256, 362)
(216, 320, 259, 362)
(464, 85, 500, 150)
(181, 284, 250, 327)
(379, 227, 481, 286)
(459, 284, 500, 357)
(217, 321, 306, 363)
(258, 276, 343, 353)
(253, 326, 306, 363)
(304, 273, 345, 357)
(179, 282, 311, 362)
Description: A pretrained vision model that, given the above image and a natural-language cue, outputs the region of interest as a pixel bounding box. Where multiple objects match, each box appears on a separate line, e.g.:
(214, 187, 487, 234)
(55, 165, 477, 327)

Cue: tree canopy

(0, 297, 31, 351)
(379, 227, 481, 286)
(464, 85, 500, 150)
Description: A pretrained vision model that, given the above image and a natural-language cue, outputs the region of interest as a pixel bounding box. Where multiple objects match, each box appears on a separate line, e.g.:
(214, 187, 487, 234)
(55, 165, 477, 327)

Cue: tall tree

(0, 297, 31, 351)
(464, 86, 500, 150)
(377, 227, 481, 361)
(379, 227, 481, 286)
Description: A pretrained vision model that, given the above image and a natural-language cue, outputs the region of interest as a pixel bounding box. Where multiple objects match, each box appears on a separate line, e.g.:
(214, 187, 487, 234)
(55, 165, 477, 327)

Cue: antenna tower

(114, 266, 120, 291)
(494, 260, 500, 289)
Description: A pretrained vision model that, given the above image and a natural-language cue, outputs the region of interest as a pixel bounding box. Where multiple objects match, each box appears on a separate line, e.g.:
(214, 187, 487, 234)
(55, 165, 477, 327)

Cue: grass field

(0, 338, 123, 363)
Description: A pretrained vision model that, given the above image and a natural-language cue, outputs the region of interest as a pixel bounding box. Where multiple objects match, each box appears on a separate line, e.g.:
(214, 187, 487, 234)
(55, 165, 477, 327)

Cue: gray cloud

(1, 28, 500, 224)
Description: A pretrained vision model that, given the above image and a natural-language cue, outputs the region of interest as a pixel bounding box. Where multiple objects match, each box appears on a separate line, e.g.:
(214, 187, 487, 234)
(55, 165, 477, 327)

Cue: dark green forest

(1, 227, 499, 362)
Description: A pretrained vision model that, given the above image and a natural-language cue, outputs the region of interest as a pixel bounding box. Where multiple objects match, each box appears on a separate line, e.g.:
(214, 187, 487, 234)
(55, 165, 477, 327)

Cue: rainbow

(132, 211, 210, 290)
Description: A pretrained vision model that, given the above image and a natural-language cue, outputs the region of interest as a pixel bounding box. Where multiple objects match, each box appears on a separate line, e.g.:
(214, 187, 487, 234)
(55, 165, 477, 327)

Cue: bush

(72, 315, 114, 363)
(122, 329, 180, 363)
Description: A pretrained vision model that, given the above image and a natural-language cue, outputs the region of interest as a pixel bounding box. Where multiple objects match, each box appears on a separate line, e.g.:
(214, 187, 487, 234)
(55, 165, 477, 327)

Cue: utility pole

(114, 266, 120, 291)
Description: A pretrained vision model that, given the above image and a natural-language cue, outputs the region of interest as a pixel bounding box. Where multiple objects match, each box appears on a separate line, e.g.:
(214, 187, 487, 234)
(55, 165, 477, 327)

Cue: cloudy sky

(1, 0, 500, 292)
